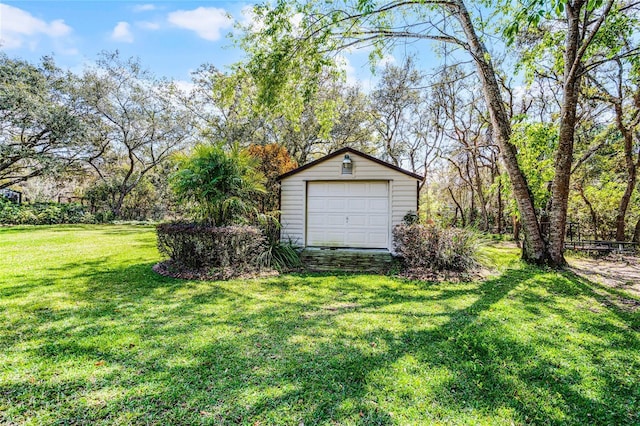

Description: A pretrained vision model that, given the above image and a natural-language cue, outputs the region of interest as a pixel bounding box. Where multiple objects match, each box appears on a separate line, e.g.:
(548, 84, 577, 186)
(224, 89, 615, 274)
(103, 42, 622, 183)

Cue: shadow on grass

(1, 260, 638, 425)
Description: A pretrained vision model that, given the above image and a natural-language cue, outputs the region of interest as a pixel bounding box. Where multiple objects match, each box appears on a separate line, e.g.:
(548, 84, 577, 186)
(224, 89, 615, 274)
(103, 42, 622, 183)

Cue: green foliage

(234, 1, 342, 137)
(84, 175, 171, 221)
(156, 222, 266, 270)
(500, 0, 607, 44)
(0, 198, 96, 225)
(254, 213, 301, 272)
(170, 143, 265, 225)
(393, 223, 481, 272)
(78, 51, 193, 219)
(403, 210, 420, 225)
(0, 54, 86, 189)
(511, 122, 557, 211)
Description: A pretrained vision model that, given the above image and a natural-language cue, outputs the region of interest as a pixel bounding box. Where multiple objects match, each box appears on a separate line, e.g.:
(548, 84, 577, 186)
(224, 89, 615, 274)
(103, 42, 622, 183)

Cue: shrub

(254, 213, 301, 271)
(170, 143, 265, 225)
(156, 222, 266, 270)
(393, 224, 480, 272)
(246, 143, 297, 214)
(402, 210, 420, 225)
(0, 199, 97, 225)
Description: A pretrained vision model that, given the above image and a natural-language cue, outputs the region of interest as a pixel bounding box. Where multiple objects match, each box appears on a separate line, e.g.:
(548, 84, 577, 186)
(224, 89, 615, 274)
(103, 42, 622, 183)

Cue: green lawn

(0, 225, 638, 425)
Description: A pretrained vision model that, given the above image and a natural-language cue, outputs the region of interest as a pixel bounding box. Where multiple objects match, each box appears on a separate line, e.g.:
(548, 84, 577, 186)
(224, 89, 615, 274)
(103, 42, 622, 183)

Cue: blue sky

(1, 1, 256, 80)
(0, 0, 405, 88)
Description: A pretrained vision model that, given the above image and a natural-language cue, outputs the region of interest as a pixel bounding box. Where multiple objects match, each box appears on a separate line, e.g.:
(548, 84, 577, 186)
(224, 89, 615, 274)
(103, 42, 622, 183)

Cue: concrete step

(301, 248, 393, 273)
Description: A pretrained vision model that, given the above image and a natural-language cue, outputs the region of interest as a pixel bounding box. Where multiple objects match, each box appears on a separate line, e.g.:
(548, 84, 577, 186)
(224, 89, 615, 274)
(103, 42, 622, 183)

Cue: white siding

(279, 152, 420, 251)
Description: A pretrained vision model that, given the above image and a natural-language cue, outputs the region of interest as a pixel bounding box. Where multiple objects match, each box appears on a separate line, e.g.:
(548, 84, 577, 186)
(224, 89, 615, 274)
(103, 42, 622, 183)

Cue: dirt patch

(397, 266, 492, 283)
(153, 260, 279, 281)
(568, 254, 640, 298)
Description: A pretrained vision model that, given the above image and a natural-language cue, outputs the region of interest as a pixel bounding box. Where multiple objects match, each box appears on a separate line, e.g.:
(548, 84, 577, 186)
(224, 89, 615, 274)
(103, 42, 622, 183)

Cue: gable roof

(277, 147, 424, 181)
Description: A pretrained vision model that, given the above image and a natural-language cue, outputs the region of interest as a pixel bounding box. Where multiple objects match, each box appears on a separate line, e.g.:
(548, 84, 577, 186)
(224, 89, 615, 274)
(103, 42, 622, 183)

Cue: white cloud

(173, 79, 195, 94)
(111, 21, 134, 43)
(136, 21, 161, 30)
(0, 4, 72, 49)
(238, 5, 264, 33)
(378, 54, 396, 67)
(133, 4, 156, 12)
(167, 7, 233, 41)
(336, 54, 374, 92)
(336, 55, 357, 85)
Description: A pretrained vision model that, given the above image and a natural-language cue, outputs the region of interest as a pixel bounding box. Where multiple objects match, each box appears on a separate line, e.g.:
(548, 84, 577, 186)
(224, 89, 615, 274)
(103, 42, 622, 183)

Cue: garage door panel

(347, 199, 367, 210)
(348, 184, 369, 197)
(326, 199, 347, 210)
(369, 215, 387, 226)
(325, 231, 345, 243)
(307, 213, 327, 225)
(327, 215, 345, 226)
(307, 182, 327, 196)
(307, 181, 389, 248)
(367, 232, 388, 245)
(347, 214, 367, 226)
(346, 232, 367, 244)
(307, 199, 326, 210)
(369, 182, 389, 193)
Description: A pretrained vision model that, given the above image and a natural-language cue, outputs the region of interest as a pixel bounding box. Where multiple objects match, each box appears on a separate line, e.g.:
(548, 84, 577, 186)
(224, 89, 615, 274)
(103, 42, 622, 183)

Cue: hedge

(393, 223, 479, 272)
(156, 222, 266, 270)
(0, 199, 96, 225)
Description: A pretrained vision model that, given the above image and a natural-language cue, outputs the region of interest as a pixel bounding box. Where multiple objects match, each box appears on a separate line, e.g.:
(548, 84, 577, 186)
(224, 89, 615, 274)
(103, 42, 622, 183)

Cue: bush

(170, 144, 265, 225)
(254, 213, 301, 272)
(393, 224, 480, 272)
(0, 199, 97, 225)
(156, 222, 266, 270)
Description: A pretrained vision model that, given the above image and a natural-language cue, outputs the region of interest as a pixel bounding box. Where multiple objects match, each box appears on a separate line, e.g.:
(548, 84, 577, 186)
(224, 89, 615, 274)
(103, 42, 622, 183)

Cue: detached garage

(278, 147, 423, 253)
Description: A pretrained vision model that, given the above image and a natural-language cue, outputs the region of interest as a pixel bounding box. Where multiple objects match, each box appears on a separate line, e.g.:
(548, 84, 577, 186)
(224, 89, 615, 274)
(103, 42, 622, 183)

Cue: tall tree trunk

(448, 186, 466, 227)
(549, 0, 614, 263)
(497, 177, 503, 234)
(578, 185, 599, 240)
(548, 4, 582, 266)
(453, 1, 549, 263)
(614, 107, 638, 241)
(513, 216, 521, 245)
(112, 191, 126, 219)
(615, 161, 637, 241)
(494, 160, 504, 234)
(471, 154, 489, 231)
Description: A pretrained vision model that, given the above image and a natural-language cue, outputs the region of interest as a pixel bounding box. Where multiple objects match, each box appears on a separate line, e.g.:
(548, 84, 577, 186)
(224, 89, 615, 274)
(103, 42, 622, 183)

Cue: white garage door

(306, 181, 389, 248)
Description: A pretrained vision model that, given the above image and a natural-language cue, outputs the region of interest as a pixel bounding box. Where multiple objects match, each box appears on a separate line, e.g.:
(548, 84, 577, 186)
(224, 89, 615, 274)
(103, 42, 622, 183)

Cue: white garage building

(278, 148, 423, 253)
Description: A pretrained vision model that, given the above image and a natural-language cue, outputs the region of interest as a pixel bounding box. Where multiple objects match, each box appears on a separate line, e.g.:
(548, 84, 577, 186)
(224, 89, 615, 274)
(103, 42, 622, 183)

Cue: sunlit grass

(0, 225, 638, 425)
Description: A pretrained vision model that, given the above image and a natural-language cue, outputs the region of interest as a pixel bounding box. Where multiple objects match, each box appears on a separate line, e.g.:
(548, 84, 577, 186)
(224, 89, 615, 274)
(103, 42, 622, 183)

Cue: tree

(187, 64, 269, 147)
(585, 59, 640, 241)
(247, 143, 297, 213)
(238, 0, 634, 266)
(432, 64, 498, 231)
(188, 63, 377, 165)
(371, 57, 424, 166)
(170, 143, 265, 225)
(0, 54, 86, 190)
(79, 51, 194, 218)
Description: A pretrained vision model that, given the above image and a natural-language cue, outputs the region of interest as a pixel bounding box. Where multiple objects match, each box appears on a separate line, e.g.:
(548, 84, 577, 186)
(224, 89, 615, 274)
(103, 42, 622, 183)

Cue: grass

(0, 225, 638, 425)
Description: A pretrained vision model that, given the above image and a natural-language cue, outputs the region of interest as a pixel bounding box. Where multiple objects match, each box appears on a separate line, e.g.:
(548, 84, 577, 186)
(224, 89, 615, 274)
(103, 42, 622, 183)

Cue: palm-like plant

(170, 143, 265, 225)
